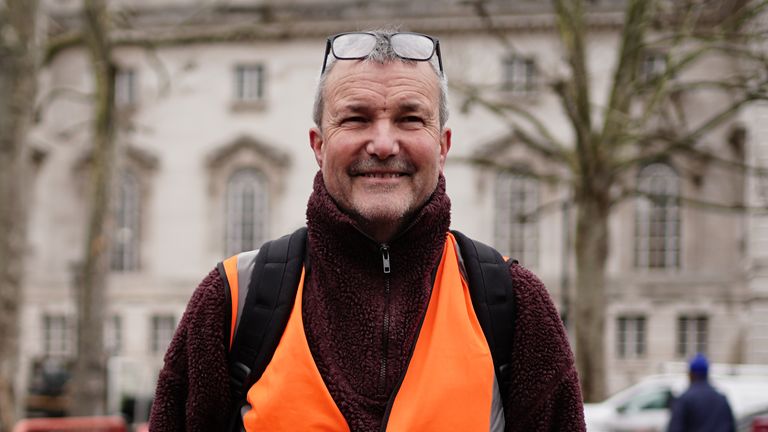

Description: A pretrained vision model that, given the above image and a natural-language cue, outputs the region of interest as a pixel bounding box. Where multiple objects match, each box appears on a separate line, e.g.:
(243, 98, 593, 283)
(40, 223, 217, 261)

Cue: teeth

(363, 173, 402, 178)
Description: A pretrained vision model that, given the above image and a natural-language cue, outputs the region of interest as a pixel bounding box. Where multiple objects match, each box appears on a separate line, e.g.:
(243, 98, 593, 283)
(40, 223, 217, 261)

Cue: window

(105, 315, 122, 355)
(640, 52, 668, 84)
(635, 163, 680, 269)
(235, 64, 265, 103)
(617, 316, 646, 359)
(677, 315, 708, 358)
(43, 314, 73, 357)
(115, 68, 137, 107)
(502, 55, 536, 94)
(617, 387, 674, 414)
(495, 173, 539, 267)
(225, 168, 268, 255)
(150, 315, 176, 354)
(111, 170, 140, 272)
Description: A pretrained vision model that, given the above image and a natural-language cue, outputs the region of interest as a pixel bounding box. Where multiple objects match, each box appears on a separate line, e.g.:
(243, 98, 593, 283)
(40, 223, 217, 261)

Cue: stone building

(18, 0, 768, 419)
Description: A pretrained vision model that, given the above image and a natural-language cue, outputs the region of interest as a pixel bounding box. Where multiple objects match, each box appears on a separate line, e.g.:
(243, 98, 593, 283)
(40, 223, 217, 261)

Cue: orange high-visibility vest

(231, 233, 501, 431)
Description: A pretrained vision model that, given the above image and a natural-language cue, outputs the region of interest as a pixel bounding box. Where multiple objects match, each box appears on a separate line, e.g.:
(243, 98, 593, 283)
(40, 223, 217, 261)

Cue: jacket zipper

(379, 244, 391, 397)
(379, 276, 436, 432)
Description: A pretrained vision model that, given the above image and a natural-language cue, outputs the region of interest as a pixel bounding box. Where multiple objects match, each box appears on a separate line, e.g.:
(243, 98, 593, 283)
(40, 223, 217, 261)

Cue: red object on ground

(12, 416, 126, 432)
(753, 415, 768, 432)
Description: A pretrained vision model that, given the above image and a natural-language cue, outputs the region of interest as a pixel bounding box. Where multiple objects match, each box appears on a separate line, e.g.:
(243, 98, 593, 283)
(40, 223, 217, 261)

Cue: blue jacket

(667, 380, 735, 432)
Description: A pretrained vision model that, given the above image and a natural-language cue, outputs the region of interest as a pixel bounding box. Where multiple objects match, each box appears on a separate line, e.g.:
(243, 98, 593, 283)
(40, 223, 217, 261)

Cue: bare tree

(461, 0, 768, 401)
(69, 0, 116, 416)
(0, 0, 40, 428)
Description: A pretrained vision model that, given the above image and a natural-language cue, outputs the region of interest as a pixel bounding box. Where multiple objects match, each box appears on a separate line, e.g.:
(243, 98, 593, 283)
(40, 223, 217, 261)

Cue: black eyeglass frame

(320, 31, 444, 76)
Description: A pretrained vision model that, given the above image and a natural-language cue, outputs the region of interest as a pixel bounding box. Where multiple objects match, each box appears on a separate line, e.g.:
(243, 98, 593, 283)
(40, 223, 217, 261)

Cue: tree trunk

(573, 186, 610, 402)
(70, 0, 115, 416)
(0, 1, 39, 428)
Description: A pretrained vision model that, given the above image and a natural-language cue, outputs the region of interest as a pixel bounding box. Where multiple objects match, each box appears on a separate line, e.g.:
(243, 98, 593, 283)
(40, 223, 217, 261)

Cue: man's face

(309, 61, 451, 242)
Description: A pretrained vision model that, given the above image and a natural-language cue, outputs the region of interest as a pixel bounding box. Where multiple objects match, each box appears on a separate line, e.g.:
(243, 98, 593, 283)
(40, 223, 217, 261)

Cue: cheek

(320, 144, 351, 177)
(414, 140, 443, 167)
(325, 136, 360, 162)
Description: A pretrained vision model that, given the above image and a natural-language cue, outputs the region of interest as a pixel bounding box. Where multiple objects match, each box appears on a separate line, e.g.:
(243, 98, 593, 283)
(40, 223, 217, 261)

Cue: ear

(309, 127, 324, 168)
(438, 127, 451, 171)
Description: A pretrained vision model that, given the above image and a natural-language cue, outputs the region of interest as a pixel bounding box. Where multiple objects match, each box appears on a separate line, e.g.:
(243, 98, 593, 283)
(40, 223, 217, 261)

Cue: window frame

(677, 315, 708, 359)
(617, 315, 647, 359)
(639, 51, 668, 84)
(224, 167, 269, 256)
(501, 54, 536, 95)
(105, 314, 122, 355)
(635, 162, 681, 270)
(43, 314, 73, 357)
(234, 63, 266, 104)
(115, 67, 137, 107)
(111, 169, 141, 272)
(150, 314, 176, 355)
(494, 172, 540, 267)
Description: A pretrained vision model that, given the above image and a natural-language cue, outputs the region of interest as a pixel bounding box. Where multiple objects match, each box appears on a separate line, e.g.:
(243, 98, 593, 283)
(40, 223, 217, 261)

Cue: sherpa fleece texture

(302, 172, 451, 431)
(149, 173, 585, 432)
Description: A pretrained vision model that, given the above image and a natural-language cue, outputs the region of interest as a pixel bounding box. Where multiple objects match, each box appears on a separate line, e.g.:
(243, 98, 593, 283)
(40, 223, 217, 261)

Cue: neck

(357, 220, 400, 244)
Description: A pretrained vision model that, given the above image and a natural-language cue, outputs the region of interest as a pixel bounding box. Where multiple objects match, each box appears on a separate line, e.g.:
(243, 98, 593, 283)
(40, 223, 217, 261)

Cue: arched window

(111, 170, 140, 272)
(635, 163, 680, 269)
(225, 168, 268, 255)
(495, 173, 539, 267)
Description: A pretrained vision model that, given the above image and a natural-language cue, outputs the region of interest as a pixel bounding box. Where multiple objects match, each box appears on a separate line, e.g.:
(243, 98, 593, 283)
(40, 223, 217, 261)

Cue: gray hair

(312, 29, 449, 130)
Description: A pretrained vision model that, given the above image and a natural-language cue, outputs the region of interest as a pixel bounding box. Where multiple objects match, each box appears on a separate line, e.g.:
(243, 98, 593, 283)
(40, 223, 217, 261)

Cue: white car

(584, 373, 768, 432)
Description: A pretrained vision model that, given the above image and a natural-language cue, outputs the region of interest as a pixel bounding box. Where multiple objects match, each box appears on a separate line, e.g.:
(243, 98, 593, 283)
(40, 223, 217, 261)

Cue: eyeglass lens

(390, 33, 435, 60)
(332, 33, 377, 59)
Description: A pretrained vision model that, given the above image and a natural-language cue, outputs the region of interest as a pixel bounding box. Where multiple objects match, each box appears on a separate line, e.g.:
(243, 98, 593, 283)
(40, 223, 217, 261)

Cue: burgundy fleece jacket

(149, 173, 585, 431)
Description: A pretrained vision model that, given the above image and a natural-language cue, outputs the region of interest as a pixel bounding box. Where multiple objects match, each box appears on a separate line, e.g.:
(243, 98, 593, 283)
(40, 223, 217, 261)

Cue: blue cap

(689, 353, 709, 376)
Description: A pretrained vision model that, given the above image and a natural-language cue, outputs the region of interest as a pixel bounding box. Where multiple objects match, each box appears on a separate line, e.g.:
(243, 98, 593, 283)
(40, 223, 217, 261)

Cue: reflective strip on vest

(223, 233, 503, 431)
(222, 249, 259, 350)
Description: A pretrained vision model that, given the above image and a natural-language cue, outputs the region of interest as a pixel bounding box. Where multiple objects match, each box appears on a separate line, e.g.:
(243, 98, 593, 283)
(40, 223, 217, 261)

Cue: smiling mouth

(358, 172, 407, 178)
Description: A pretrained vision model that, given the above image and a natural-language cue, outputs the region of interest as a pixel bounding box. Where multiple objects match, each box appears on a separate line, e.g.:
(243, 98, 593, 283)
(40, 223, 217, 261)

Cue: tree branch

(461, 0, 517, 54)
(553, 0, 593, 157)
(453, 81, 573, 165)
(452, 154, 569, 186)
(600, 0, 651, 149)
(618, 188, 768, 214)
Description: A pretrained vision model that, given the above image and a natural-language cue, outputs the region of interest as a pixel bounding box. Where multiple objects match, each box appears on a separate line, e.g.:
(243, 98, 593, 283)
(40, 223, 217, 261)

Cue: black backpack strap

(450, 230, 517, 394)
(226, 227, 308, 414)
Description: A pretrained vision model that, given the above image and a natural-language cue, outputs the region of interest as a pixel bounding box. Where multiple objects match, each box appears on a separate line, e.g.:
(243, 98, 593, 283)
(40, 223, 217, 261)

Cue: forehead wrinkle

(327, 63, 438, 96)
(323, 61, 440, 119)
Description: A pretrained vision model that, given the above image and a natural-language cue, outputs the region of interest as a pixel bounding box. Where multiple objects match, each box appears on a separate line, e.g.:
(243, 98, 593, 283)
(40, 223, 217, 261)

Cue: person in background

(667, 353, 735, 432)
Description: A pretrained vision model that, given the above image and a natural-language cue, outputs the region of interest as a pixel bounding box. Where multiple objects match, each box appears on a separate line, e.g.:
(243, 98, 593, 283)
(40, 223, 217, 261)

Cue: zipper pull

(380, 245, 391, 274)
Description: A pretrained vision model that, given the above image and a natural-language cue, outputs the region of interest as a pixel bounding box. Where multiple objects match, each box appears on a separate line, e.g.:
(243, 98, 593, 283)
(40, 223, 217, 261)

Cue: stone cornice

(44, 0, 746, 59)
(44, 1, 627, 58)
(206, 134, 291, 171)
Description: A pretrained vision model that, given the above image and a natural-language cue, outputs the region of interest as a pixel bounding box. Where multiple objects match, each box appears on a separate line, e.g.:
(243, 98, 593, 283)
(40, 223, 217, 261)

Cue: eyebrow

(338, 100, 432, 116)
(341, 103, 371, 114)
(397, 101, 427, 113)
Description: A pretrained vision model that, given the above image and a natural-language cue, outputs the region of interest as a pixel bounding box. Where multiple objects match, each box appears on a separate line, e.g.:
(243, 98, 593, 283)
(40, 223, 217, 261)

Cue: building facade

(19, 0, 768, 419)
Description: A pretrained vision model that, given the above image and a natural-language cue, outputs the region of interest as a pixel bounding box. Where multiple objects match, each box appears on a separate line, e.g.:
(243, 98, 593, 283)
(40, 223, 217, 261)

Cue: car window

(618, 388, 674, 414)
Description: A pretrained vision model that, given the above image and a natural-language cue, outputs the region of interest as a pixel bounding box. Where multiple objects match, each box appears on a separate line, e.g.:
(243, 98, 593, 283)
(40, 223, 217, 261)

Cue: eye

(400, 115, 425, 125)
(342, 116, 368, 124)
(399, 116, 426, 129)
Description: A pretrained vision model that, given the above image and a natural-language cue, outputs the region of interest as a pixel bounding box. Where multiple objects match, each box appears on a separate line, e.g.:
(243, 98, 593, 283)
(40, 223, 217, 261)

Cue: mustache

(348, 157, 415, 175)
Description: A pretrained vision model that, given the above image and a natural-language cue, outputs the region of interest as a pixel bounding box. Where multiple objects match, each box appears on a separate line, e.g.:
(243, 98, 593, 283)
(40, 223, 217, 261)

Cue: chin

(355, 203, 411, 224)
(347, 192, 412, 220)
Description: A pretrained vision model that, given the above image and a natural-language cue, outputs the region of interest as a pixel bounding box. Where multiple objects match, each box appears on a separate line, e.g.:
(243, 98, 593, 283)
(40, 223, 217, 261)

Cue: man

(667, 354, 735, 432)
(149, 30, 584, 431)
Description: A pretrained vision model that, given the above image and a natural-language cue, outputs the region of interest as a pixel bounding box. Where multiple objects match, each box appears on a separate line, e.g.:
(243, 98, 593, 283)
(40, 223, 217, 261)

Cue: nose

(365, 120, 400, 159)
